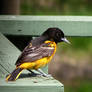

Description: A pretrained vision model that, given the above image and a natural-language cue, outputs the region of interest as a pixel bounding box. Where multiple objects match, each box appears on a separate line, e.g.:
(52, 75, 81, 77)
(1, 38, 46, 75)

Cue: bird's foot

(36, 69, 52, 78)
(41, 74, 52, 77)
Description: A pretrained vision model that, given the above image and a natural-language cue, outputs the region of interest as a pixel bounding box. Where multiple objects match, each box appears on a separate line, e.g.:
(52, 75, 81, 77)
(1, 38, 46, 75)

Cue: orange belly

(19, 56, 52, 70)
(19, 41, 57, 70)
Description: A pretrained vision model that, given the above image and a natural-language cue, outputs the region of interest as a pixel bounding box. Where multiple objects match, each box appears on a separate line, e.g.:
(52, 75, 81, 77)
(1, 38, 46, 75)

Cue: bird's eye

(56, 32, 61, 38)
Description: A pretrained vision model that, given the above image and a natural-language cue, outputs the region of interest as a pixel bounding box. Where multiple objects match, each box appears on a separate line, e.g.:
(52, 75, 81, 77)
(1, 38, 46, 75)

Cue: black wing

(15, 42, 54, 66)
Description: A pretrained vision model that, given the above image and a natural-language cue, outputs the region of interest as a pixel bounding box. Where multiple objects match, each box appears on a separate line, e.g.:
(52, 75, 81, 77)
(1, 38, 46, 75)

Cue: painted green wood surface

(0, 32, 21, 77)
(0, 77, 64, 92)
(0, 16, 92, 36)
(0, 77, 63, 86)
(0, 76, 64, 92)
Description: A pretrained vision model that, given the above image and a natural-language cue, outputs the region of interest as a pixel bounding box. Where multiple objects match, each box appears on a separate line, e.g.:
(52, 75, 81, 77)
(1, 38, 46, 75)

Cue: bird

(6, 27, 70, 81)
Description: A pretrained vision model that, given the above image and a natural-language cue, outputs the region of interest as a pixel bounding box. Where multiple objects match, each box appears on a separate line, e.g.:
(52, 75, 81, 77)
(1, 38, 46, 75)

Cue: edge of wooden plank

(0, 77, 64, 92)
(0, 16, 92, 36)
(0, 32, 21, 77)
(0, 15, 92, 21)
(0, 77, 63, 87)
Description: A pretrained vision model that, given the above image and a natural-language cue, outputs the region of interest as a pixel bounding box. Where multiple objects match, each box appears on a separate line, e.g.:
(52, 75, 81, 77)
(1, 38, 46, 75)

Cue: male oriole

(6, 28, 70, 81)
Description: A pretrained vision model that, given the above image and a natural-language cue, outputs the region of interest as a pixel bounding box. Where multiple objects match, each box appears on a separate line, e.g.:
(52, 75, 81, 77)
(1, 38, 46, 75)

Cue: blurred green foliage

(20, 0, 92, 15)
(57, 37, 92, 92)
(57, 37, 92, 54)
(65, 79, 92, 92)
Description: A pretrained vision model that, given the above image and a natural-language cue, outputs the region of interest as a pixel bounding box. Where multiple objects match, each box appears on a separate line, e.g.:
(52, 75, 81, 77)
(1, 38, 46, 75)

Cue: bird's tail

(6, 67, 23, 81)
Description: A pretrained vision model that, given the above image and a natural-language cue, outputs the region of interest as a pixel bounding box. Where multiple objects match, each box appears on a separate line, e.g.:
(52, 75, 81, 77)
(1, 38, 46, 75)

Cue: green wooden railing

(0, 16, 92, 36)
(0, 16, 92, 92)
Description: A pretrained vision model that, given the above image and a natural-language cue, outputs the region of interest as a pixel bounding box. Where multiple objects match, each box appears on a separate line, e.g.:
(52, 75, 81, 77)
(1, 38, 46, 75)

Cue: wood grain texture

(0, 77, 64, 92)
(0, 16, 92, 36)
(0, 32, 21, 77)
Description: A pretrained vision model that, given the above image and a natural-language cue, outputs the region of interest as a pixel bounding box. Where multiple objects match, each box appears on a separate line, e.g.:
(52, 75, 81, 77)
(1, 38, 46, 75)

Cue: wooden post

(0, 0, 20, 15)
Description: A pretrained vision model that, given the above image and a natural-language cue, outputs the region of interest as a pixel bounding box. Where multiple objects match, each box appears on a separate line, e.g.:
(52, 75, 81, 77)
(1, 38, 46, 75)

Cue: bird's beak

(61, 37, 71, 44)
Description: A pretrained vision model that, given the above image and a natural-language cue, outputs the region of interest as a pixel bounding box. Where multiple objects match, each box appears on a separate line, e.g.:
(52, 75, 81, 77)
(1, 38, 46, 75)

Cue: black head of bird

(42, 28, 70, 44)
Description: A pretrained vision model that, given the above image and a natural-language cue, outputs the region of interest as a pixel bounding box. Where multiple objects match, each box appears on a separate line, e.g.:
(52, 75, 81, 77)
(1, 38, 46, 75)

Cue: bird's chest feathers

(35, 41, 57, 68)
(45, 41, 57, 61)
